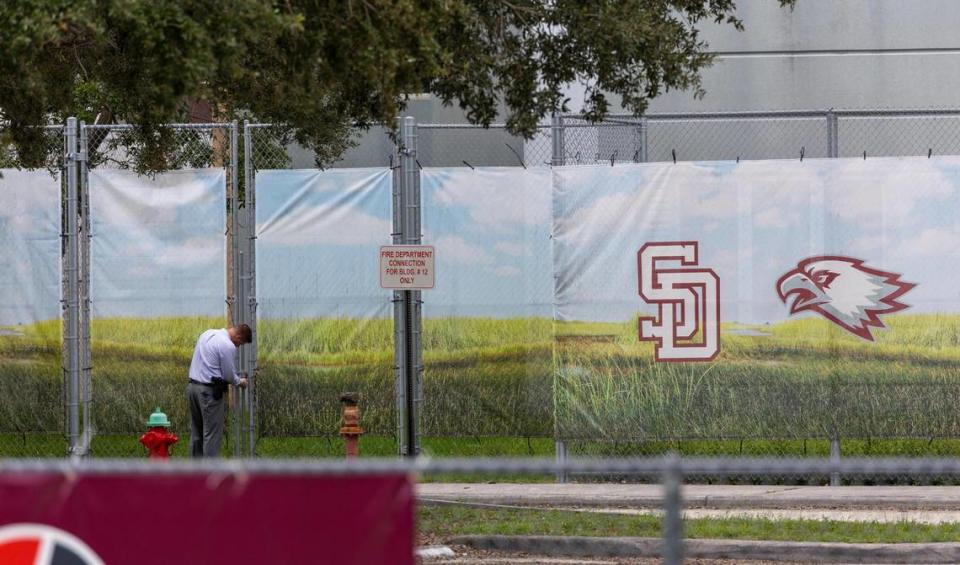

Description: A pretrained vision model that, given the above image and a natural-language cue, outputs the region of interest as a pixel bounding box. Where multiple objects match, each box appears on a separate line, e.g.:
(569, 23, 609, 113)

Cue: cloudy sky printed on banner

(258, 168, 554, 319)
(257, 169, 393, 319)
(14, 158, 958, 326)
(0, 169, 61, 326)
(554, 157, 960, 323)
(90, 169, 226, 318)
(421, 168, 553, 318)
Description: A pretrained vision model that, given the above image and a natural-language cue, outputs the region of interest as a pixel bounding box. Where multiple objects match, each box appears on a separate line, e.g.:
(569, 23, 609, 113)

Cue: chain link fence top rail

(250, 109, 960, 170)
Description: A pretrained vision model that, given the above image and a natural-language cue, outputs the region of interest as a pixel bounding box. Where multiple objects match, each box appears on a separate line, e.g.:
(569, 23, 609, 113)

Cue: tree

(0, 0, 794, 168)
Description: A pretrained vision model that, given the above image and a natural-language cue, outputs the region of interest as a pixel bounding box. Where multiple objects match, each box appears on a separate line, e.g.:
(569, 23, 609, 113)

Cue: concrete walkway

(419, 483, 960, 511)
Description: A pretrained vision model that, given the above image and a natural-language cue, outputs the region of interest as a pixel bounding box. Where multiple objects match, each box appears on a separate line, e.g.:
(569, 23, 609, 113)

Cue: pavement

(418, 483, 960, 512)
(417, 484, 960, 562)
(417, 483, 960, 565)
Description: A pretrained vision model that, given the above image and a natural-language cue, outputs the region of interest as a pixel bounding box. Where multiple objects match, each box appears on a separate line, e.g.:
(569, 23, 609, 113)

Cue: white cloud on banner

(426, 168, 551, 232)
(0, 170, 60, 232)
(90, 169, 221, 227)
(433, 235, 493, 265)
(558, 191, 665, 239)
(259, 203, 391, 247)
(89, 168, 226, 318)
(754, 207, 788, 229)
(896, 228, 960, 257)
(495, 266, 522, 277)
(825, 158, 953, 223)
(494, 242, 524, 257)
(848, 234, 890, 256)
(156, 237, 222, 267)
(555, 161, 825, 240)
(256, 169, 392, 248)
(0, 169, 61, 326)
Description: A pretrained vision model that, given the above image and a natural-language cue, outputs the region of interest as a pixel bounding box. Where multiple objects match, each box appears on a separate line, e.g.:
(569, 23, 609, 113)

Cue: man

(187, 324, 252, 457)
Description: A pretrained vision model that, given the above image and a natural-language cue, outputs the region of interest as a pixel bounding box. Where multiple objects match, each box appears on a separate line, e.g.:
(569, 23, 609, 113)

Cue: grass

(3, 313, 960, 458)
(556, 314, 960, 440)
(418, 505, 960, 543)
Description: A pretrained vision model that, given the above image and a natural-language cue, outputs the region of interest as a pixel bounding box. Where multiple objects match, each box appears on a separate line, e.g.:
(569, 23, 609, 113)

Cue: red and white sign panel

(0, 470, 414, 565)
(380, 245, 435, 289)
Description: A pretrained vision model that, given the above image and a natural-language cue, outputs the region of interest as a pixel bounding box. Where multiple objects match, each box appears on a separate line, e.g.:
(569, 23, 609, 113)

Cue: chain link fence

(4, 455, 960, 563)
(246, 123, 399, 457)
(78, 123, 247, 458)
(0, 126, 65, 457)
(5, 109, 960, 461)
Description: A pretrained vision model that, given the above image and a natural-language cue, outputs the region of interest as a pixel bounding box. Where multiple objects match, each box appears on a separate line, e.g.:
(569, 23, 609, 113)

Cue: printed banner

(553, 158, 960, 441)
(0, 469, 414, 565)
(421, 168, 554, 439)
(0, 170, 62, 440)
(255, 169, 394, 442)
(89, 169, 226, 436)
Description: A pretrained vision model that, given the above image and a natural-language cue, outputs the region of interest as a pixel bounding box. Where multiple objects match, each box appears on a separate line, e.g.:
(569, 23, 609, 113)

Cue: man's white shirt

(189, 329, 241, 384)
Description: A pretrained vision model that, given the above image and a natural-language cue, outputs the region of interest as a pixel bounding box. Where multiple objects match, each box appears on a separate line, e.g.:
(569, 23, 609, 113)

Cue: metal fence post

(550, 113, 568, 483)
(228, 122, 243, 458)
(551, 114, 565, 166)
(243, 120, 258, 457)
(405, 117, 424, 458)
(393, 117, 422, 457)
(639, 117, 649, 163)
(827, 110, 839, 159)
(63, 117, 81, 456)
(554, 440, 568, 484)
(662, 454, 684, 565)
(392, 117, 408, 457)
(830, 431, 842, 487)
(826, 109, 841, 485)
(78, 121, 92, 457)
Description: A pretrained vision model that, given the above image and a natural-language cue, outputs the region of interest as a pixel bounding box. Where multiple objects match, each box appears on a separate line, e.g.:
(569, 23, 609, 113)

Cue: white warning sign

(380, 245, 435, 289)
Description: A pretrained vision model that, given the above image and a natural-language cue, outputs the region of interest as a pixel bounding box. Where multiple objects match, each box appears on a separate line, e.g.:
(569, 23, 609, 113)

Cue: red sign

(0, 470, 414, 565)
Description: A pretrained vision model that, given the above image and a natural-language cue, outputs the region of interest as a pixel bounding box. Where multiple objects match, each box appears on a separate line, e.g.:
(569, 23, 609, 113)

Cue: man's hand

(237, 378, 248, 389)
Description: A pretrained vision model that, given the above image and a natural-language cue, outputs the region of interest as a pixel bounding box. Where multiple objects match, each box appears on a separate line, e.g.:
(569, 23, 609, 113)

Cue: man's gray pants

(187, 382, 225, 457)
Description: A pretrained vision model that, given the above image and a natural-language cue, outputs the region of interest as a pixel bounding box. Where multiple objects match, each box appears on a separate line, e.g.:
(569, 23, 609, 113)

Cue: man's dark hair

(235, 324, 253, 344)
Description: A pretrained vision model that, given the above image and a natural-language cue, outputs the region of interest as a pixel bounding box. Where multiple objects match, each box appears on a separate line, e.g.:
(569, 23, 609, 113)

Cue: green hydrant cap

(146, 407, 171, 428)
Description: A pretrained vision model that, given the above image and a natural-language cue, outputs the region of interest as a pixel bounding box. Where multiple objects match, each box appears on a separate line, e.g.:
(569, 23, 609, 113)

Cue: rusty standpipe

(339, 393, 363, 458)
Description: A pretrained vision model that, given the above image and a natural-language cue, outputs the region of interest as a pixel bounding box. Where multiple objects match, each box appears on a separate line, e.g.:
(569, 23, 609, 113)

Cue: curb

(449, 535, 960, 563)
(421, 494, 960, 511)
(418, 484, 960, 511)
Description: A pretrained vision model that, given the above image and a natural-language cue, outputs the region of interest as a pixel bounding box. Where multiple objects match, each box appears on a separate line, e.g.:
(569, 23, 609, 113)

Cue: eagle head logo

(776, 256, 915, 341)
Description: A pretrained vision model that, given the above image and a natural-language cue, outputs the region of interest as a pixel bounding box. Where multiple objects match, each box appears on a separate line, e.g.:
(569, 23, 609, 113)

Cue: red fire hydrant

(340, 393, 363, 458)
(139, 407, 178, 459)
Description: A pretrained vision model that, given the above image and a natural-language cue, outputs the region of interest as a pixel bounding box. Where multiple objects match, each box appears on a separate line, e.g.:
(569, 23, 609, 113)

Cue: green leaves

(0, 1, 794, 169)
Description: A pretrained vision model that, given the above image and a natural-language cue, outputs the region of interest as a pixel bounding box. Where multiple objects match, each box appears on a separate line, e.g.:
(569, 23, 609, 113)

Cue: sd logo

(638, 242, 720, 362)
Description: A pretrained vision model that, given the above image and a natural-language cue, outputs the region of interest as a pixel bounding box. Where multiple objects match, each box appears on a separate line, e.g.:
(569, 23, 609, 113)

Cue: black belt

(188, 379, 214, 387)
